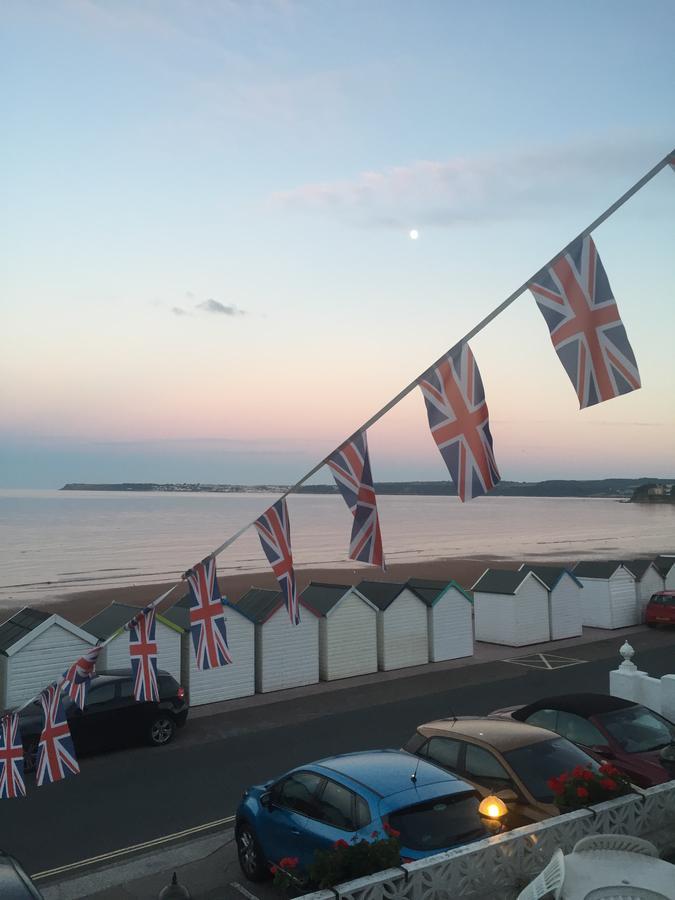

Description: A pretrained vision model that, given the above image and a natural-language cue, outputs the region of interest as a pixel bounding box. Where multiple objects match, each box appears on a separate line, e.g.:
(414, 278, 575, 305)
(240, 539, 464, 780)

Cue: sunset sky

(2, 0, 674, 488)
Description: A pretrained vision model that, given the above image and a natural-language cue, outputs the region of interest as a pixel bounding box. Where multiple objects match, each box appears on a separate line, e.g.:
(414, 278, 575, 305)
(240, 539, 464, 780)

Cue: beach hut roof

(300, 582, 375, 617)
(83, 602, 182, 640)
(407, 578, 472, 607)
(355, 580, 409, 611)
(163, 593, 256, 630)
(519, 564, 582, 590)
(235, 588, 319, 624)
(0, 607, 95, 656)
(654, 555, 675, 577)
(623, 559, 660, 580)
(572, 560, 628, 579)
(472, 568, 547, 595)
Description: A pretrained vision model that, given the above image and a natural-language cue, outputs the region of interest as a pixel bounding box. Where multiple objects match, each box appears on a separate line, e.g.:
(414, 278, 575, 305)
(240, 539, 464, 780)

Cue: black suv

(18, 669, 188, 771)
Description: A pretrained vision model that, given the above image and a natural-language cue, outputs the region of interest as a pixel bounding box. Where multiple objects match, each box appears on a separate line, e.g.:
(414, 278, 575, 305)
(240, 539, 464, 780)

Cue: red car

(491, 694, 675, 788)
(645, 591, 675, 627)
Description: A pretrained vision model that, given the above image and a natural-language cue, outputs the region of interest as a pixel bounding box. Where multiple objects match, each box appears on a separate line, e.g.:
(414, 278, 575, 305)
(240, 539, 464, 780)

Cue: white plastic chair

(516, 848, 566, 900)
(583, 888, 669, 899)
(572, 834, 659, 858)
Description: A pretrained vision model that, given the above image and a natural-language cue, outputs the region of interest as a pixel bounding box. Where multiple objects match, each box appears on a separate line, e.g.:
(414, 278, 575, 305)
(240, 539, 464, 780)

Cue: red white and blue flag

(327, 433, 385, 569)
(36, 683, 80, 786)
(255, 499, 300, 625)
(185, 557, 232, 670)
(0, 714, 25, 799)
(529, 235, 641, 408)
(129, 608, 160, 702)
(419, 342, 500, 502)
(669, 154, 675, 172)
(62, 645, 101, 710)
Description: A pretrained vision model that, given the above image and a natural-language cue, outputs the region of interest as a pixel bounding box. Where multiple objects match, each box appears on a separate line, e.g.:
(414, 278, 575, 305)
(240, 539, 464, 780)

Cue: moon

(409, 229, 419, 240)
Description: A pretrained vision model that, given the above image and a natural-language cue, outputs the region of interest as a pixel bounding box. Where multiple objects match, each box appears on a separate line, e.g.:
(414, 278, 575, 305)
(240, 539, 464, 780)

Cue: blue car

(235, 749, 488, 881)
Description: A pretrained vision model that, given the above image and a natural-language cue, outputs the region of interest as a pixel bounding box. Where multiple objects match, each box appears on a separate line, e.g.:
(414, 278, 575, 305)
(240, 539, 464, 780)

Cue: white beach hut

(472, 569, 550, 647)
(655, 556, 675, 591)
(407, 578, 473, 662)
(519, 565, 583, 640)
(301, 582, 378, 682)
(356, 581, 429, 671)
(236, 588, 319, 694)
(163, 595, 255, 706)
(624, 559, 666, 621)
(572, 561, 638, 628)
(0, 608, 97, 709)
(83, 602, 182, 683)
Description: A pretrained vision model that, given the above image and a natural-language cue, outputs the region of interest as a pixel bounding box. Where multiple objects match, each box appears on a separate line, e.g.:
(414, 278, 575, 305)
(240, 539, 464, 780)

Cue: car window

(425, 737, 462, 771)
(316, 779, 358, 831)
(504, 738, 600, 803)
(85, 682, 116, 707)
(119, 680, 136, 699)
(525, 709, 558, 732)
(355, 796, 371, 829)
(388, 792, 485, 851)
(597, 706, 675, 753)
(275, 771, 323, 817)
(464, 745, 513, 790)
(554, 712, 606, 747)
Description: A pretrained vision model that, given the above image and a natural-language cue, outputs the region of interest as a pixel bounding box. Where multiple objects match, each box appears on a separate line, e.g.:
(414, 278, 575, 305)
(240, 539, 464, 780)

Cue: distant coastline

(60, 477, 674, 499)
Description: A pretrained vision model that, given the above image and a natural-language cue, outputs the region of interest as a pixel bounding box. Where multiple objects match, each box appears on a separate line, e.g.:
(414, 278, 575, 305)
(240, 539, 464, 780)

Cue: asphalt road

(3, 627, 675, 878)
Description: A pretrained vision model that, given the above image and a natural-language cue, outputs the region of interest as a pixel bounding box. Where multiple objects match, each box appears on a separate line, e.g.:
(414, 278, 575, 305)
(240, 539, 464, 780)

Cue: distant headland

(60, 478, 674, 499)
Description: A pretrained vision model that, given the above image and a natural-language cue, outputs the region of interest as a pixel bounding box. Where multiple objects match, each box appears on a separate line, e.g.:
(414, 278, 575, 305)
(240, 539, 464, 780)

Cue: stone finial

(618, 641, 637, 672)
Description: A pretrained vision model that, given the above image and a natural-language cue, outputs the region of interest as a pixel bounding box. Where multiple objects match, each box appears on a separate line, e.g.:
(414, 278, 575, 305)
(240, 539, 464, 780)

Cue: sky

(2, 0, 674, 488)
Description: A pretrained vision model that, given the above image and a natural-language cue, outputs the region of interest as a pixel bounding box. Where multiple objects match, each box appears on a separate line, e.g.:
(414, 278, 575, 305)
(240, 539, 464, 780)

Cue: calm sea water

(0, 489, 673, 607)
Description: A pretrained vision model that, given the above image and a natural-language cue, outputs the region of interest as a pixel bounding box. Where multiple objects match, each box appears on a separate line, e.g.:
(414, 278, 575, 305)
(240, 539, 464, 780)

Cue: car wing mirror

(495, 789, 519, 804)
(260, 791, 273, 809)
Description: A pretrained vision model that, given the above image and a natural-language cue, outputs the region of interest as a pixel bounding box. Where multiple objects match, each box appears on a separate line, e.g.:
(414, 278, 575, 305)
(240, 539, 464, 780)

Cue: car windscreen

(596, 705, 675, 753)
(650, 594, 675, 606)
(503, 738, 599, 803)
(387, 792, 485, 851)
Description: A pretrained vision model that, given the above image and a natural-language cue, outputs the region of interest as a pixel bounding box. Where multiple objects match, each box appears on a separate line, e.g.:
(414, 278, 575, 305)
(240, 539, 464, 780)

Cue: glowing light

(478, 795, 508, 819)
(409, 229, 419, 240)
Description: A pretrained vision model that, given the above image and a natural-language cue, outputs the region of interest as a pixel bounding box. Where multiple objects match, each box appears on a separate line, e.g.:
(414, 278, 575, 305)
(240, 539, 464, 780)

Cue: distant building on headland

(630, 482, 675, 504)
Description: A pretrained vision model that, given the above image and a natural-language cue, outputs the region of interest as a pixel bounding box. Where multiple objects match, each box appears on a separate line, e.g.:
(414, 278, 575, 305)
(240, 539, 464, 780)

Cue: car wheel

(148, 715, 175, 747)
(237, 823, 270, 882)
(23, 739, 39, 774)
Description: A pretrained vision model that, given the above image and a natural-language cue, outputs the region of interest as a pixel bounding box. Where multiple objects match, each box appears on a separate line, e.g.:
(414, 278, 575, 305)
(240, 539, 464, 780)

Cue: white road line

(32, 815, 236, 881)
(232, 881, 262, 900)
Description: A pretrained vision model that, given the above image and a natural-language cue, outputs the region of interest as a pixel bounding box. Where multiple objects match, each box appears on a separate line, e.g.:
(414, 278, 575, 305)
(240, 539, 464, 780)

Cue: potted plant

(547, 763, 632, 811)
(308, 823, 402, 889)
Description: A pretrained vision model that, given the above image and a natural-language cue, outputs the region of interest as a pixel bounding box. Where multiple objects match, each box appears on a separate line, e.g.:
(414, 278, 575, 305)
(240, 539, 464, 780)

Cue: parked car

(18, 669, 188, 771)
(645, 591, 675, 627)
(490, 693, 675, 787)
(402, 717, 603, 826)
(235, 749, 490, 881)
(0, 850, 43, 899)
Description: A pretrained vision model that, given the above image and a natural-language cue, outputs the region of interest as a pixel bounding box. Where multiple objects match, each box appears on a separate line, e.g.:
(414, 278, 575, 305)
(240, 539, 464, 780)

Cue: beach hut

(655, 555, 675, 591)
(301, 582, 378, 682)
(356, 581, 429, 671)
(407, 578, 473, 662)
(472, 569, 550, 647)
(518, 565, 583, 640)
(83, 602, 182, 682)
(236, 588, 319, 694)
(163, 595, 255, 706)
(0, 607, 97, 709)
(624, 559, 665, 621)
(572, 561, 638, 629)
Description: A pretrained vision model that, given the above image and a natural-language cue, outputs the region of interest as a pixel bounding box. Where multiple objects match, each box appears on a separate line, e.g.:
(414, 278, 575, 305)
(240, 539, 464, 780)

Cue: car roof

(513, 693, 635, 720)
(417, 717, 557, 751)
(310, 750, 467, 798)
(650, 591, 675, 598)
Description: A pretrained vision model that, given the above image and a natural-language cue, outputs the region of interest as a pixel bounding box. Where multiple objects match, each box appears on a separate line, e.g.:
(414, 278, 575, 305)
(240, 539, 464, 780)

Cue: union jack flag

(0, 714, 25, 799)
(62, 645, 101, 710)
(255, 499, 299, 625)
(185, 557, 232, 670)
(529, 235, 641, 408)
(669, 154, 675, 172)
(36, 682, 80, 786)
(129, 608, 160, 702)
(419, 343, 500, 502)
(327, 433, 385, 569)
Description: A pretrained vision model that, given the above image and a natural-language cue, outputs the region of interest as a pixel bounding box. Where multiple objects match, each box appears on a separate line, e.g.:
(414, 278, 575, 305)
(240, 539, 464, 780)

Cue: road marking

(232, 881, 262, 900)
(503, 652, 587, 670)
(31, 815, 236, 881)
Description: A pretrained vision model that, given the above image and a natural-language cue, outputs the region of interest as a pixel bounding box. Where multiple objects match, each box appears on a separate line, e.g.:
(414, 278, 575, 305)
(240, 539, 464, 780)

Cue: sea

(0, 489, 673, 607)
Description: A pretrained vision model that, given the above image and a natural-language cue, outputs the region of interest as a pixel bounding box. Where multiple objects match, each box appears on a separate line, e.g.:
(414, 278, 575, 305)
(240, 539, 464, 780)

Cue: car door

(260, 770, 326, 869)
(71, 681, 118, 752)
(310, 778, 371, 854)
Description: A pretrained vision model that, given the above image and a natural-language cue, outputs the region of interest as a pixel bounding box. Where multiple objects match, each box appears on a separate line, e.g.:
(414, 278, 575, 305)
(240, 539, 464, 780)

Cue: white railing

(610, 640, 675, 721)
(302, 781, 675, 900)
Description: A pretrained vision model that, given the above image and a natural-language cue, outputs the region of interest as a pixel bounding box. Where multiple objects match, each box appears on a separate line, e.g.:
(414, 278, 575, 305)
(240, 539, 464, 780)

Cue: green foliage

(308, 827, 401, 889)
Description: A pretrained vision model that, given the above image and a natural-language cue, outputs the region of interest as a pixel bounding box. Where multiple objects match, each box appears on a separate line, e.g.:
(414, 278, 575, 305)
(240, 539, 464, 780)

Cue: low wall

(609, 640, 675, 721)
(302, 781, 675, 900)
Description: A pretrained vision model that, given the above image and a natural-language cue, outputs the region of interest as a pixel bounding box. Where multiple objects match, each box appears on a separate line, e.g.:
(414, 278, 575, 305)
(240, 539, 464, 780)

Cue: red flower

(600, 778, 618, 791)
(576, 786, 589, 799)
(581, 769, 594, 781)
(571, 765, 585, 779)
(334, 839, 349, 849)
(558, 771, 568, 783)
(383, 823, 401, 838)
(270, 865, 278, 875)
(371, 831, 380, 839)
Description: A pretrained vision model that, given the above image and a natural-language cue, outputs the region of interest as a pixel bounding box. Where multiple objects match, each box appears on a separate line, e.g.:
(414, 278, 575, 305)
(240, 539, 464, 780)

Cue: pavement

(14, 624, 675, 899)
